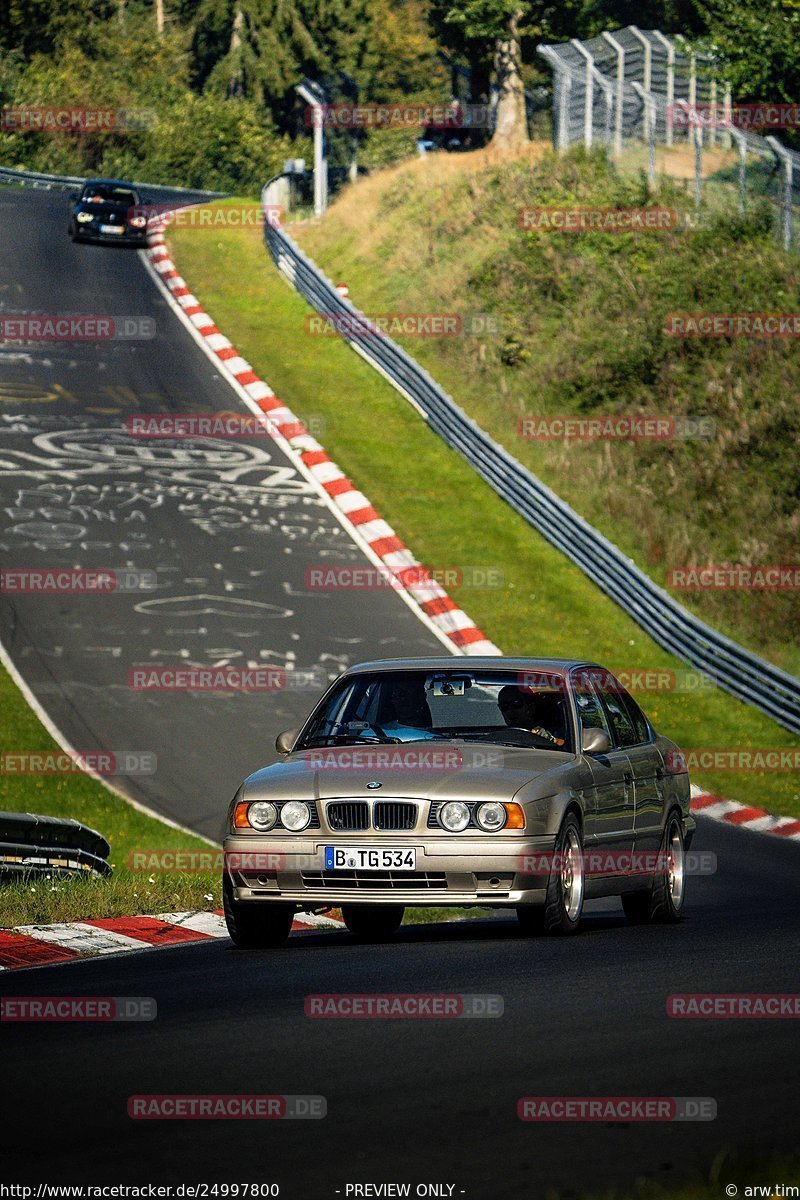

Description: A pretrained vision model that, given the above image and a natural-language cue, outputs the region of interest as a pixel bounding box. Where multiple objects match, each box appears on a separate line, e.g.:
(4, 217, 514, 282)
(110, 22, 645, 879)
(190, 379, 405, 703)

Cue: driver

(497, 686, 566, 747)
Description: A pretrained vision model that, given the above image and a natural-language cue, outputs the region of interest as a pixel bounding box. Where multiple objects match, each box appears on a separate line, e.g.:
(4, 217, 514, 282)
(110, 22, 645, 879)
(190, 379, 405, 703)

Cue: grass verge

(0, 662, 219, 927)
(299, 145, 800, 677)
(166, 196, 800, 819)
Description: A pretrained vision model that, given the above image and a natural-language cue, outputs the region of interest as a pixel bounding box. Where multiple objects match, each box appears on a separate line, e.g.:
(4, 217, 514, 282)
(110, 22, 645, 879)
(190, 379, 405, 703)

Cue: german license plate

(99, 224, 124, 234)
(324, 846, 416, 871)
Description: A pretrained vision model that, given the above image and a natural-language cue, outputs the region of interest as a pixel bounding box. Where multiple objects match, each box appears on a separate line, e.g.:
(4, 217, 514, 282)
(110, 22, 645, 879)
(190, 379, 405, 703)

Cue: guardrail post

(766, 136, 794, 251)
(570, 39, 595, 150)
(601, 31, 625, 157)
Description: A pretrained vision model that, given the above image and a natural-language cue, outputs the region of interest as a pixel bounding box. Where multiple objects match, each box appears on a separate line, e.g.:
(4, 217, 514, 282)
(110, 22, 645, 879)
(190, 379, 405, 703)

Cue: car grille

(373, 801, 417, 830)
(327, 801, 370, 831)
(301, 871, 447, 891)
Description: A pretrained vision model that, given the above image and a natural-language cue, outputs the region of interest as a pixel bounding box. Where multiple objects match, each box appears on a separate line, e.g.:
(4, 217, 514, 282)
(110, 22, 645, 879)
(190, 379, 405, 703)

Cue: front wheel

(341, 904, 405, 941)
(622, 813, 686, 924)
(223, 876, 294, 948)
(518, 812, 584, 936)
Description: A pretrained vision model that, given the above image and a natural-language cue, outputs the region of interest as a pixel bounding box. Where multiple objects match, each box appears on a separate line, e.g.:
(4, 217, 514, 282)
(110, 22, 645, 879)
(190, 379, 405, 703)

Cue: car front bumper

(222, 833, 559, 907)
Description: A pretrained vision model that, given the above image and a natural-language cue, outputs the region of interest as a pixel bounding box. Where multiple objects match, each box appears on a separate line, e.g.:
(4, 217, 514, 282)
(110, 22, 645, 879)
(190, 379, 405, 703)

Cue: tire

(223, 875, 294, 948)
(518, 812, 584, 936)
(622, 812, 686, 925)
(341, 904, 405, 941)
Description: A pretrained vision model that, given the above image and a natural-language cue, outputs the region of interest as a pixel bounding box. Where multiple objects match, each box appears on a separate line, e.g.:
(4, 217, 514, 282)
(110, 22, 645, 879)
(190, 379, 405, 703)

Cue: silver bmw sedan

(222, 658, 695, 947)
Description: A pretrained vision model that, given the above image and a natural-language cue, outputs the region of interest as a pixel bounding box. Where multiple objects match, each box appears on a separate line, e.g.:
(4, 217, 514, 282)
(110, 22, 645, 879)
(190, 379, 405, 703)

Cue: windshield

(298, 670, 574, 753)
(80, 185, 139, 206)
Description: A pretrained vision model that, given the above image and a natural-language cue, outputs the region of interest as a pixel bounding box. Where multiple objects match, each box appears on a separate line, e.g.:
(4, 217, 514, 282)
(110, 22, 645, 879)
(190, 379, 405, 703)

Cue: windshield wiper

(304, 734, 403, 747)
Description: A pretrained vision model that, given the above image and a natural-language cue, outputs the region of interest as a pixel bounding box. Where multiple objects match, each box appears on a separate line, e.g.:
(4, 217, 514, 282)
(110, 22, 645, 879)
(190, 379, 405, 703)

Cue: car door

(572, 669, 634, 851)
(615, 687, 666, 854)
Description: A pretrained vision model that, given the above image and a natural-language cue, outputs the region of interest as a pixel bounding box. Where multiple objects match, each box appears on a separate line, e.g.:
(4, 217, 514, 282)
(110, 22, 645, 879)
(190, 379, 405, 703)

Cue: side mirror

(275, 728, 300, 755)
(581, 727, 612, 756)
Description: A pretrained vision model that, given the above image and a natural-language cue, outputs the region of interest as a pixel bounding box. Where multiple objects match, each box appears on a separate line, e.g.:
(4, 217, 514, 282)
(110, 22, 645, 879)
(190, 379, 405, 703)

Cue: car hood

(242, 741, 575, 803)
(75, 202, 132, 219)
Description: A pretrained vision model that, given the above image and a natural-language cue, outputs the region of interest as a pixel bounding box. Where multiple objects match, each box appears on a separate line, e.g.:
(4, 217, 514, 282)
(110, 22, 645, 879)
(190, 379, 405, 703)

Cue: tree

(434, 0, 563, 150)
(694, 0, 800, 103)
(189, 0, 375, 111)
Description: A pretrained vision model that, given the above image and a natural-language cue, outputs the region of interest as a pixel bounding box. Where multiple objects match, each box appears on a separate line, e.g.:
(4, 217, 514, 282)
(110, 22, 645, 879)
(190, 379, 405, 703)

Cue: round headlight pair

(76, 212, 94, 223)
(247, 800, 310, 832)
(438, 801, 507, 832)
(129, 215, 147, 228)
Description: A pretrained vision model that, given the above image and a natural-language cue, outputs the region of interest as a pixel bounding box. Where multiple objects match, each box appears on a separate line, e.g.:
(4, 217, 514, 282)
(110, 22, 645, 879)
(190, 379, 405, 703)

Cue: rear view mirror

(581, 727, 612, 756)
(275, 728, 300, 755)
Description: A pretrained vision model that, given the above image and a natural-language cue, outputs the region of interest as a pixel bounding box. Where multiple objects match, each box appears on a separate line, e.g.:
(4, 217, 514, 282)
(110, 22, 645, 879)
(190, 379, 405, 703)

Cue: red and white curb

(691, 785, 800, 839)
(0, 909, 343, 971)
(143, 224, 499, 656)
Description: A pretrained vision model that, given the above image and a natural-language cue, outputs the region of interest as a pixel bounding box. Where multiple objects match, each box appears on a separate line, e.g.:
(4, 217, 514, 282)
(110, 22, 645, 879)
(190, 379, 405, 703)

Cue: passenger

(381, 677, 436, 741)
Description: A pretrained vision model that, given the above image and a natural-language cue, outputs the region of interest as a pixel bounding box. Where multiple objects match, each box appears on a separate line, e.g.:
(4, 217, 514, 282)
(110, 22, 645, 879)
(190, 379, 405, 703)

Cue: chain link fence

(538, 25, 800, 250)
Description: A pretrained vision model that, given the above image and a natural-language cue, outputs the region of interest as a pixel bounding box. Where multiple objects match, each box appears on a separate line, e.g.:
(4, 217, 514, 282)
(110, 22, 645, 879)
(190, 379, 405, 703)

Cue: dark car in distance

(68, 179, 149, 245)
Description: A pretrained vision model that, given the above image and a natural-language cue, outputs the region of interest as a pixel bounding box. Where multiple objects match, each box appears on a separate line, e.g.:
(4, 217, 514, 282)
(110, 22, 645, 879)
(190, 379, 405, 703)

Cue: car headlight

(439, 801, 471, 832)
(76, 212, 93, 223)
(476, 802, 507, 831)
(247, 801, 277, 831)
(280, 800, 311, 831)
(129, 215, 147, 228)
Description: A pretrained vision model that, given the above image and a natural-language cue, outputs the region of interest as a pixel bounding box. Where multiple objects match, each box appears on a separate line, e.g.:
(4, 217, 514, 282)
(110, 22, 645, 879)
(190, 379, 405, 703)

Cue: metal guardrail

(0, 163, 225, 201)
(262, 195, 800, 734)
(0, 811, 112, 880)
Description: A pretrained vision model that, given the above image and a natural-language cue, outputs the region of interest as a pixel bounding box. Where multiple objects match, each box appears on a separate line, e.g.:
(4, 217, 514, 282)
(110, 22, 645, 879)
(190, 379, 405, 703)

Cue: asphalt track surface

(1, 187, 798, 1195)
(0, 187, 445, 839)
(3, 818, 799, 1194)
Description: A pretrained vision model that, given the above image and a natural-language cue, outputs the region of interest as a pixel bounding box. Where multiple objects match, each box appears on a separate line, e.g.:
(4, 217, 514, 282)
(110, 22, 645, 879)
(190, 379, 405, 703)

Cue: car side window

(618, 689, 652, 744)
(572, 672, 612, 740)
(595, 681, 638, 748)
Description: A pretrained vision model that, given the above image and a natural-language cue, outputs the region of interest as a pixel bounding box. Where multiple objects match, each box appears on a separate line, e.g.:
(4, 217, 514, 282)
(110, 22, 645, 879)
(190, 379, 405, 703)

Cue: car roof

(81, 179, 138, 189)
(340, 657, 603, 678)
